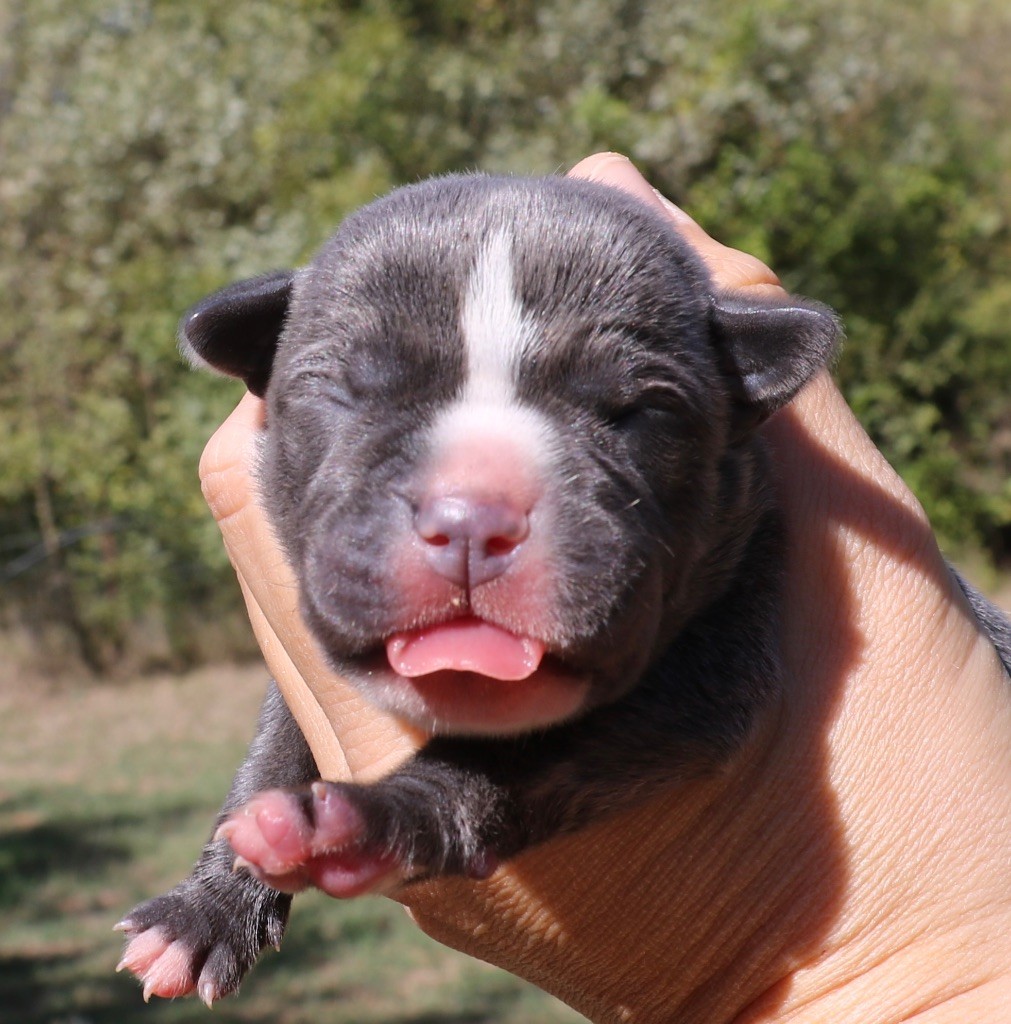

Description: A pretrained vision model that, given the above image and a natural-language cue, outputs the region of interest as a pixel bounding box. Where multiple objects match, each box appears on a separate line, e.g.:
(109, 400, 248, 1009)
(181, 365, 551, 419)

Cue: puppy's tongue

(386, 619, 545, 681)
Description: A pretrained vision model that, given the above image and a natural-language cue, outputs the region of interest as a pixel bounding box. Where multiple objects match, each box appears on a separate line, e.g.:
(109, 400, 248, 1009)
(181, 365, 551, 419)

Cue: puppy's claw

(213, 820, 236, 844)
(199, 978, 220, 1008)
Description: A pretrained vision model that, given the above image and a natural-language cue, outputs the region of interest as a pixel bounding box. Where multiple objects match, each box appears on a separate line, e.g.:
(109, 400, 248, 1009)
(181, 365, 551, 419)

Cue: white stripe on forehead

(426, 229, 556, 468)
(460, 229, 537, 404)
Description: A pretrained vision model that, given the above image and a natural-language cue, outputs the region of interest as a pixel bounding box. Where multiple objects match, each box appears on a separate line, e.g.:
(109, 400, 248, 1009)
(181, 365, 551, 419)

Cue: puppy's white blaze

(429, 400, 555, 473)
(429, 229, 557, 469)
(460, 230, 537, 406)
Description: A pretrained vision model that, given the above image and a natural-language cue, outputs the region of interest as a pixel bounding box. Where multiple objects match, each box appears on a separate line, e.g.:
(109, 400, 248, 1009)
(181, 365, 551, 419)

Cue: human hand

(199, 153, 1011, 1023)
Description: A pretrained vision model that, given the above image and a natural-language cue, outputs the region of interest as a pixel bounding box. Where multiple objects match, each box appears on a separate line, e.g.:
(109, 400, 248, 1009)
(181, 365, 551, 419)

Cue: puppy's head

(182, 175, 838, 736)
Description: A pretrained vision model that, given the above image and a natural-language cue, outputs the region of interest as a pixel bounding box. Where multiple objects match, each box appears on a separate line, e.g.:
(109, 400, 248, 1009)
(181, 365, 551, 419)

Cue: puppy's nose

(416, 495, 529, 588)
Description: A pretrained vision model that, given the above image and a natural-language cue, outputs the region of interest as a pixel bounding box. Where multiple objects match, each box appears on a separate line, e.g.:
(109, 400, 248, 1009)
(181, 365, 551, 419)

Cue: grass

(0, 663, 586, 1024)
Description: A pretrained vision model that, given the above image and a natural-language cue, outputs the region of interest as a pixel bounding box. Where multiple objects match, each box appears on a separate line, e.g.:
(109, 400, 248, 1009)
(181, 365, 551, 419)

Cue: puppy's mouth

(368, 616, 589, 735)
(386, 616, 546, 681)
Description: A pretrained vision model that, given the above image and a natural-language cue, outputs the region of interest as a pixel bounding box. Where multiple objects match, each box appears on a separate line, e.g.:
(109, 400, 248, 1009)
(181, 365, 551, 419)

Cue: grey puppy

(117, 174, 1011, 1005)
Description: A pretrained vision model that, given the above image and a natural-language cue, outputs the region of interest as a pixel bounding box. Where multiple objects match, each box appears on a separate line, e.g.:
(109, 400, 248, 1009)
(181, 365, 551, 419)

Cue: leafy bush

(2, 0, 1008, 670)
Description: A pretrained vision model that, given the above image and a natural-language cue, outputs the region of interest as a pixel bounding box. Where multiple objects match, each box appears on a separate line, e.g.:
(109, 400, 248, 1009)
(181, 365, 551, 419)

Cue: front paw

(216, 783, 404, 898)
(116, 856, 289, 1005)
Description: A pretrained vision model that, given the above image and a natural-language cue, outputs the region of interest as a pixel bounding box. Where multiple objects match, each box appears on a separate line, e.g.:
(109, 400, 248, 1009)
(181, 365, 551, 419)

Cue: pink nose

(415, 495, 529, 588)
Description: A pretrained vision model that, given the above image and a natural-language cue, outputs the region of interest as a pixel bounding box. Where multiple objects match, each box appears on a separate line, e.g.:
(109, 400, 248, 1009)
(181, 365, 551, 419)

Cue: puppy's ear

(710, 291, 841, 434)
(178, 270, 295, 397)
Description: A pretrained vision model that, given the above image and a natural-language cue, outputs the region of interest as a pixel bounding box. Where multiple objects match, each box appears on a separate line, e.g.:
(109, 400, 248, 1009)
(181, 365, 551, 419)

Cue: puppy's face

(181, 175, 838, 736)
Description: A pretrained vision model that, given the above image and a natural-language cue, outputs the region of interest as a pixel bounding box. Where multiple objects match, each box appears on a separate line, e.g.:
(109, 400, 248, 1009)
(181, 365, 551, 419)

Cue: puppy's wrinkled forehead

(285, 174, 711, 421)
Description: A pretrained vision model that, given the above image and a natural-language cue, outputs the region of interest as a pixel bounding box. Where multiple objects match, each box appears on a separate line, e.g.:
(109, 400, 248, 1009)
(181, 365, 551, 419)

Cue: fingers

(567, 156, 912, 490)
(199, 392, 267, 524)
(568, 153, 785, 297)
(198, 394, 312, 681)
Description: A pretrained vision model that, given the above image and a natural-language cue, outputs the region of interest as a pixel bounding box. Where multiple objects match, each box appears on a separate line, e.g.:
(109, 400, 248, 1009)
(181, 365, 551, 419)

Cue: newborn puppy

(118, 172, 845, 1003)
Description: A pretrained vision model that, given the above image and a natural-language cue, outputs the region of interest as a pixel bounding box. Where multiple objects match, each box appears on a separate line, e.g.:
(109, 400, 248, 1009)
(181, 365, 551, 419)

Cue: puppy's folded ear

(178, 270, 296, 397)
(710, 292, 842, 434)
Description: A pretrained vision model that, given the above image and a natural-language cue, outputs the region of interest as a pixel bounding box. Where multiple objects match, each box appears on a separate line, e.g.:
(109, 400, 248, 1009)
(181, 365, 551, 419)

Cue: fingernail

(581, 153, 636, 180)
(651, 188, 693, 224)
(588, 152, 633, 167)
(568, 152, 639, 184)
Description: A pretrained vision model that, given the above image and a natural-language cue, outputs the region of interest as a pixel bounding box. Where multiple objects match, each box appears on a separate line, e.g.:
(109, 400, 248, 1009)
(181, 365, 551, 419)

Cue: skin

(197, 153, 1011, 1024)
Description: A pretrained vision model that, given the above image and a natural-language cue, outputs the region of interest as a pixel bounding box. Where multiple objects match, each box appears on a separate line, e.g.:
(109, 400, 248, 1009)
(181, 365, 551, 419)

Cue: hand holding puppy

(172, 155, 1011, 1022)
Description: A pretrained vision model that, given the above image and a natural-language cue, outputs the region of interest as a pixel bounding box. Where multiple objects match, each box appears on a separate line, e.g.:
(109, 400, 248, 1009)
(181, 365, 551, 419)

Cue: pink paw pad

(116, 927, 198, 1001)
(215, 789, 314, 877)
(221, 783, 402, 898)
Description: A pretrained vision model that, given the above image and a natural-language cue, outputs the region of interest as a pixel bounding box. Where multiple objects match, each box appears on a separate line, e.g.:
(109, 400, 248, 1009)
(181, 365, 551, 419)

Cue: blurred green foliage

(2, 0, 1009, 671)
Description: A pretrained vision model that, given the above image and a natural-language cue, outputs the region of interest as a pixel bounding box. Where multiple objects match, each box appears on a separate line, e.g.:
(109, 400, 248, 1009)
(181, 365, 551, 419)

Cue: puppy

(117, 173, 1010, 1005)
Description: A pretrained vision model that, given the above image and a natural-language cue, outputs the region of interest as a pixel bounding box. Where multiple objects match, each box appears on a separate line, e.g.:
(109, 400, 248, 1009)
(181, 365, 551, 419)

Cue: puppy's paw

(116, 925, 202, 1002)
(116, 868, 289, 1004)
(217, 784, 402, 898)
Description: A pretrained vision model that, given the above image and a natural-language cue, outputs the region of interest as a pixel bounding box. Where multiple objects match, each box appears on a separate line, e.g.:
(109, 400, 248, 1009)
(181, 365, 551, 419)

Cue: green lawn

(0, 663, 585, 1024)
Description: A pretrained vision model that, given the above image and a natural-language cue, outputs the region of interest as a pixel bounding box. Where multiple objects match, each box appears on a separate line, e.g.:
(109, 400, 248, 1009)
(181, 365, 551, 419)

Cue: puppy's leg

(217, 742, 519, 897)
(117, 682, 317, 1005)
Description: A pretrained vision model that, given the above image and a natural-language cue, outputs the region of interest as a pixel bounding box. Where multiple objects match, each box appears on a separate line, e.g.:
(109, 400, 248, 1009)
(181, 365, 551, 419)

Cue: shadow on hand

(403, 379, 968, 1023)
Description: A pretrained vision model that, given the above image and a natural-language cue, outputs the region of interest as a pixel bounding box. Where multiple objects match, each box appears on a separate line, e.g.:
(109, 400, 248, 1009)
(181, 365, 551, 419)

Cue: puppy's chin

(349, 663, 591, 736)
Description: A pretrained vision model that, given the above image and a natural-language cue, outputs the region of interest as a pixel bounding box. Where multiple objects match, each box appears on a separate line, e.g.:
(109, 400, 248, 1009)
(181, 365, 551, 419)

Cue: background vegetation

(2, 0, 1010, 672)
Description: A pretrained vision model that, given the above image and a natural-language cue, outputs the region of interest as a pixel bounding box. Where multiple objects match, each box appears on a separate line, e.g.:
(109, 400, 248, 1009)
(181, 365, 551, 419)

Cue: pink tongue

(386, 619, 545, 681)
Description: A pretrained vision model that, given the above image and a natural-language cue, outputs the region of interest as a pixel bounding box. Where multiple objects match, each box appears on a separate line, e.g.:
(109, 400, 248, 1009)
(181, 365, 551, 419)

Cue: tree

(2, 0, 1008, 671)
